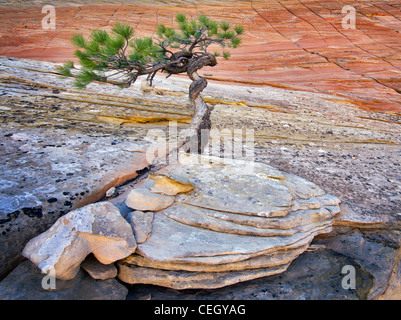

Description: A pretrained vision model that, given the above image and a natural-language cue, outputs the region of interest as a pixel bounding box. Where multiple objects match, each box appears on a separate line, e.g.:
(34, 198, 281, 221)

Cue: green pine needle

(222, 51, 231, 60)
(71, 34, 86, 48)
(112, 22, 134, 39)
(234, 25, 244, 35)
(198, 14, 210, 27)
(57, 61, 74, 77)
(176, 13, 187, 23)
(220, 21, 230, 32)
(156, 24, 167, 37)
(232, 37, 241, 48)
(90, 29, 109, 44)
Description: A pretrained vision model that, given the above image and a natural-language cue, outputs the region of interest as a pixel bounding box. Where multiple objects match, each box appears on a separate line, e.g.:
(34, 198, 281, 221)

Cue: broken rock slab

(118, 262, 291, 290)
(22, 201, 137, 280)
(125, 188, 175, 212)
(126, 211, 154, 244)
(148, 174, 195, 196)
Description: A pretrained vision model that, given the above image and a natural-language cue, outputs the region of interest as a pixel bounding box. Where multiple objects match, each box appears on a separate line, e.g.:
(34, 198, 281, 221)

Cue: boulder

(22, 201, 137, 280)
(117, 152, 341, 289)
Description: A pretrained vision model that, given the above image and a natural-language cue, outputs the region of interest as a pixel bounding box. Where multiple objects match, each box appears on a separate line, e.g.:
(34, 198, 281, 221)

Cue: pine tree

(58, 13, 244, 153)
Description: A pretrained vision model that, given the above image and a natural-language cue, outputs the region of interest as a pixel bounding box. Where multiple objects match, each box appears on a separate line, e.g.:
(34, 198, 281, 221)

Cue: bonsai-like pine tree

(59, 13, 244, 153)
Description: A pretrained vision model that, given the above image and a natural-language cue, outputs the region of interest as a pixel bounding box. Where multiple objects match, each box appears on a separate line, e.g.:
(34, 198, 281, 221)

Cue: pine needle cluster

(58, 13, 244, 89)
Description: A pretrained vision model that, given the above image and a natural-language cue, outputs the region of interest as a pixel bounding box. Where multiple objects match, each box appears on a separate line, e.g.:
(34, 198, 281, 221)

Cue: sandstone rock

(118, 262, 291, 290)
(22, 201, 137, 280)
(333, 203, 391, 229)
(0, 57, 163, 279)
(149, 174, 194, 196)
(81, 255, 117, 280)
(320, 228, 400, 300)
(168, 154, 326, 218)
(118, 152, 341, 289)
(0, 19, 399, 297)
(125, 188, 174, 212)
(0, 260, 128, 300)
(121, 242, 309, 273)
(126, 249, 373, 300)
(160, 203, 339, 236)
(136, 212, 330, 266)
(127, 210, 154, 244)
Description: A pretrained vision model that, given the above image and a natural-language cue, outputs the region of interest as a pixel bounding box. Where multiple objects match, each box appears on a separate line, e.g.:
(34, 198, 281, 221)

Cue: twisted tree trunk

(147, 52, 216, 154)
(149, 52, 217, 167)
(180, 53, 217, 154)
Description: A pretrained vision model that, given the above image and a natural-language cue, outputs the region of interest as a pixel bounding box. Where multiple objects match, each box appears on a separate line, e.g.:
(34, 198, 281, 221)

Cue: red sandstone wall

(0, 0, 400, 113)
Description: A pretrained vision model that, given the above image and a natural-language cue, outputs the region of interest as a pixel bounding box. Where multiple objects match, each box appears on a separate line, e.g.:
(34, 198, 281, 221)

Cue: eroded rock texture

(0, 56, 189, 279)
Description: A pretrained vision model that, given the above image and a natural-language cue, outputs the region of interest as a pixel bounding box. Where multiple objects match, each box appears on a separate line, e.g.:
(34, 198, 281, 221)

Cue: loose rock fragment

(22, 201, 137, 280)
(125, 188, 174, 211)
(81, 255, 118, 280)
(149, 174, 194, 196)
(127, 210, 154, 244)
(105, 187, 116, 198)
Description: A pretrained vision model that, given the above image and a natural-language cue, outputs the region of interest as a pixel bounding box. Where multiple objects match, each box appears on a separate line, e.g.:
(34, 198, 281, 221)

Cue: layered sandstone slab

(125, 188, 175, 211)
(19, 151, 341, 290)
(81, 254, 118, 280)
(118, 263, 292, 290)
(118, 152, 341, 289)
